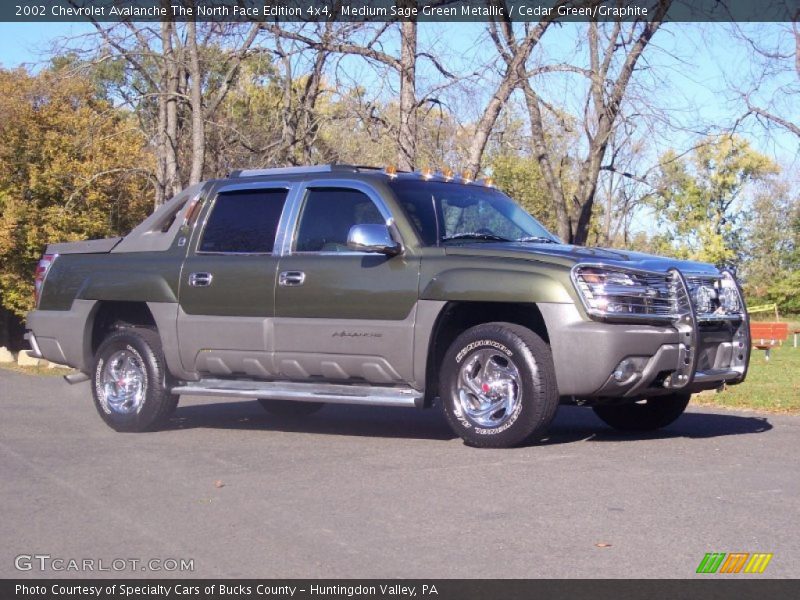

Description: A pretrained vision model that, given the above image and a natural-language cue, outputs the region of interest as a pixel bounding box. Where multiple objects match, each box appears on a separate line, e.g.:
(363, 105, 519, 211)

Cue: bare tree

(733, 19, 800, 141)
(71, 4, 261, 205)
(520, 1, 672, 244)
(271, 23, 335, 165)
(265, 13, 460, 171)
(464, 2, 559, 177)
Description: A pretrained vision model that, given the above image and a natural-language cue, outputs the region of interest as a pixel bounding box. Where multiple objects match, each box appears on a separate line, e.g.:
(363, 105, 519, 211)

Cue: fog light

(612, 358, 640, 384)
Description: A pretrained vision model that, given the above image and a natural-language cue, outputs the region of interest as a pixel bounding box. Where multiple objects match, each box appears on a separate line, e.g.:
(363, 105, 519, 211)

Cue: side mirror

(347, 224, 402, 256)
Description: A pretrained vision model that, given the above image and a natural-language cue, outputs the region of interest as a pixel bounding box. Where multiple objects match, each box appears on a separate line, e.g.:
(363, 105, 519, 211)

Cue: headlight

(718, 272, 742, 313)
(693, 285, 716, 314)
(572, 265, 675, 320)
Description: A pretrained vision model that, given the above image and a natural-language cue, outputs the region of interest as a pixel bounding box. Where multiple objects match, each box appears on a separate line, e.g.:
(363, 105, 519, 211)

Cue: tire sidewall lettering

(455, 340, 513, 364)
(474, 398, 522, 435)
(94, 357, 111, 415)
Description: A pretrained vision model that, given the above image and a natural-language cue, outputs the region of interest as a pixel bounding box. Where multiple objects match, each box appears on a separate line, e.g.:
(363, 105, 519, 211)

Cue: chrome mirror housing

(347, 224, 402, 256)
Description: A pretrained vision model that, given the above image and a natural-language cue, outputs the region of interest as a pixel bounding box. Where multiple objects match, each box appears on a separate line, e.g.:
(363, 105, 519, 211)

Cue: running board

(171, 379, 423, 408)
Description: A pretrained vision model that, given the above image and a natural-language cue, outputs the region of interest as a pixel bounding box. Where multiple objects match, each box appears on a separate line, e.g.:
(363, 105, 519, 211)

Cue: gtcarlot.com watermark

(15, 554, 194, 573)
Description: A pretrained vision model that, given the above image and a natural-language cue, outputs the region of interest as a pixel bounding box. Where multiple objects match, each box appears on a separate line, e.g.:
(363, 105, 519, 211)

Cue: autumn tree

(0, 67, 152, 318)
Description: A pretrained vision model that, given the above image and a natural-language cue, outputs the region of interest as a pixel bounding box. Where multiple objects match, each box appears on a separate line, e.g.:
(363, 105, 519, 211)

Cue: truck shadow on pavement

(539, 406, 773, 446)
(168, 401, 773, 445)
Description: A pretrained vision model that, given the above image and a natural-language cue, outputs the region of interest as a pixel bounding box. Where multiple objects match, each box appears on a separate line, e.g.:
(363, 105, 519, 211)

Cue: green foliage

(489, 154, 556, 232)
(741, 179, 799, 313)
(654, 136, 779, 265)
(0, 67, 152, 318)
(626, 231, 675, 257)
(756, 270, 800, 314)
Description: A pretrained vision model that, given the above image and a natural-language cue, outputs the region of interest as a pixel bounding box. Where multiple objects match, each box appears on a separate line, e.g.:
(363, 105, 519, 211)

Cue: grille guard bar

(666, 269, 698, 389)
(722, 269, 751, 384)
(665, 268, 750, 390)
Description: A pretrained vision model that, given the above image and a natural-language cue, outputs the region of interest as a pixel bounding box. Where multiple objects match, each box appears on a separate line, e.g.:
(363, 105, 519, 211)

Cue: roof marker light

(385, 165, 398, 178)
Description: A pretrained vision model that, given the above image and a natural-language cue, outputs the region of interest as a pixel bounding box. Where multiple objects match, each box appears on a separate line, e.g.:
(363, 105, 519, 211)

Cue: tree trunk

(523, 6, 668, 245)
(464, 19, 552, 179)
(299, 50, 328, 163)
(521, 79, 571, 242)
(162, 20, 180, 198)
(397, 17, 417, 171)
(187, 19, 205, 185)
(155, 71, 168, 208)
(0, 304, 9, 349)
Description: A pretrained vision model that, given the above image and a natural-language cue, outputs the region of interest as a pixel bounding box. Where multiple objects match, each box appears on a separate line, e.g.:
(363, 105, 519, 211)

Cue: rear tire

(91, 328, 177, 432)
(439, 322, 559, 448)
(257, 399, 324, 417)
(593, 393, 691, 432)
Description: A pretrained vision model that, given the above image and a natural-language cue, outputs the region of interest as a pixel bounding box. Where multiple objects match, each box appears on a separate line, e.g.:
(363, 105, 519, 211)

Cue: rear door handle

(279, 271, 306, 287)
(188, 272, 213, 287)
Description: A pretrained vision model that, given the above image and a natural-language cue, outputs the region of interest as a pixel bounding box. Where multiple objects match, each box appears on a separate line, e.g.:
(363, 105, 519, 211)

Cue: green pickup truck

(25, 165, 751, 447)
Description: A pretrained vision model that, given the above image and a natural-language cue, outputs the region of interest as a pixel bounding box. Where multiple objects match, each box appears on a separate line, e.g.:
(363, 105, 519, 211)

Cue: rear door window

(199, 189, 288, 253)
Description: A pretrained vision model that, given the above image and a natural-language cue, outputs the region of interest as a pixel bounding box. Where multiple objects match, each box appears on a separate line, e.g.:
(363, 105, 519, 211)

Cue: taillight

(34, 253, 57, 307)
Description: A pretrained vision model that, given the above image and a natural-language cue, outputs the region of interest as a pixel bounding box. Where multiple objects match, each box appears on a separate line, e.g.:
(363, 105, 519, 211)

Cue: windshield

(388, 179, 558, 246)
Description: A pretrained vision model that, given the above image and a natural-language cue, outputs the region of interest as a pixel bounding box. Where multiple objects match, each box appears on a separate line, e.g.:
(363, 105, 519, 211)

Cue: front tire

(257, 399, 324, 417)
(91, 328, 178, 432)
(439, 323, 559, 448)
(593, 393, 691, 432)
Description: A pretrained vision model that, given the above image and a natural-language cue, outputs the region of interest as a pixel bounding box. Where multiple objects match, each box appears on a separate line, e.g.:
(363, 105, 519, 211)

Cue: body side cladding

(25, 299, 98, 372)
(412, 300, 448, 393)
(148, 302, 197, 381)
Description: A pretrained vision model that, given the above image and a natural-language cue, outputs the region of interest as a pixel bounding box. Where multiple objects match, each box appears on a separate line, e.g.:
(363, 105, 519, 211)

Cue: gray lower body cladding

(538, 303, 745, 400)
(25, 300, 97, 371)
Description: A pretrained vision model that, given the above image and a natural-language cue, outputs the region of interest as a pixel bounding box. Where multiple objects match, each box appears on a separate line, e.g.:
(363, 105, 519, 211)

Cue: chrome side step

(171, 378, 423, 408)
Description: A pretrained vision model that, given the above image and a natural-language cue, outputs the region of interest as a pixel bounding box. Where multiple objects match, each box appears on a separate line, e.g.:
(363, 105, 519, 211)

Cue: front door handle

(279, 271, 306, 287)
(188, 272, 213, 287)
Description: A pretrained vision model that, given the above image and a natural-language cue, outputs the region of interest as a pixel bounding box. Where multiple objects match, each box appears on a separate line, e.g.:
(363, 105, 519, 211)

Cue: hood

(444, 242, 720, 275)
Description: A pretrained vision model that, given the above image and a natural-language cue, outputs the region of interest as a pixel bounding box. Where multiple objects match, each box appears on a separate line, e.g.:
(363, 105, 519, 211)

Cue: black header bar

(3, 579, 800, 600)
(4, 1, 800, 23)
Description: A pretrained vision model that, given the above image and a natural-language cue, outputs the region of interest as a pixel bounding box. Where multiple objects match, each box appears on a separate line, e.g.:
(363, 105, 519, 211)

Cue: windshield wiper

(442, 232, 512, 242)
(515, 236, 559, 244)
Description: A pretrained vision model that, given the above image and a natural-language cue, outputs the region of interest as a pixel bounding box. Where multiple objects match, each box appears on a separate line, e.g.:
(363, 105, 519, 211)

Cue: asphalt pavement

(1, 369, 797, 578)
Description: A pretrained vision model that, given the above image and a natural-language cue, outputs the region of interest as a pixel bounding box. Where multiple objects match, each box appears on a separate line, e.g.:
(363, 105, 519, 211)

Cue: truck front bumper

(539, 300, 750, 401)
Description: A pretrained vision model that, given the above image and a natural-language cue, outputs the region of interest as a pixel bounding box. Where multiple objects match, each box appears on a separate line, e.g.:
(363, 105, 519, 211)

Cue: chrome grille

(632, 272, 677, 317)
(572, 265, 745, 322)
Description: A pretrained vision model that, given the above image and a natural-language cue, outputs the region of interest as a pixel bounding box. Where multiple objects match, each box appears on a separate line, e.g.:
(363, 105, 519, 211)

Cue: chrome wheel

(457, 349, 522, 428)
(100, 350, 146, 415)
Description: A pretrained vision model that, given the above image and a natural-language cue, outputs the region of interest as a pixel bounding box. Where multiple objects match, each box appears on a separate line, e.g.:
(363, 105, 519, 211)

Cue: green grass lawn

(693, 339, 800, 413)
